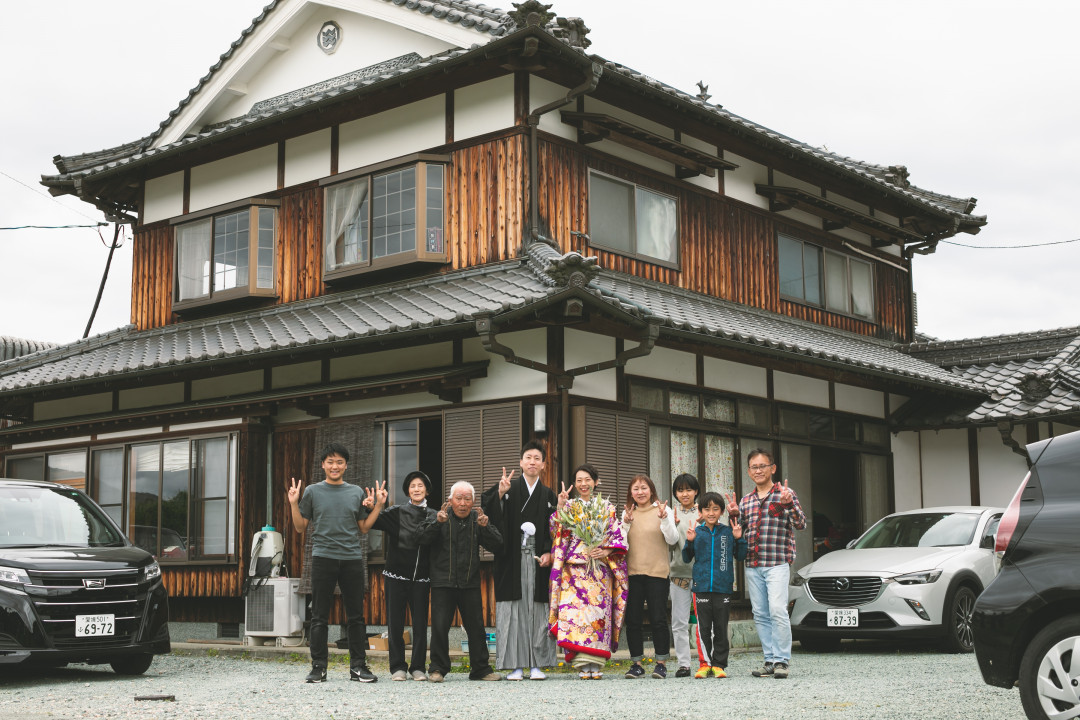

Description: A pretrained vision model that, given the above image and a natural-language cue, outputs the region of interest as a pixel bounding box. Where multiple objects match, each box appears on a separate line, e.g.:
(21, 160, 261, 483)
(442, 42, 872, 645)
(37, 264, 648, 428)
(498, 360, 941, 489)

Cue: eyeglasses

(748, 464, 773, 472)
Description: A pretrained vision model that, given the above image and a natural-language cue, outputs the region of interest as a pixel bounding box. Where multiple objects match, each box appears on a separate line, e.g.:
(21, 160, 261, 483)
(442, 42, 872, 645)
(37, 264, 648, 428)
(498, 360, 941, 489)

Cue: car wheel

(1019, 616, 1080, 720)
(799, 636, 842, 653)
(940, 585, 977, 653)
(110, 653, 154, 675)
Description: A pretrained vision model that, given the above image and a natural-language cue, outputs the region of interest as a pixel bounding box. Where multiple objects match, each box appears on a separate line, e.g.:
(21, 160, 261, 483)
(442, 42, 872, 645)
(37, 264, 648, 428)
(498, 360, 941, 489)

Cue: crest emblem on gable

(318, 21, 341, 55)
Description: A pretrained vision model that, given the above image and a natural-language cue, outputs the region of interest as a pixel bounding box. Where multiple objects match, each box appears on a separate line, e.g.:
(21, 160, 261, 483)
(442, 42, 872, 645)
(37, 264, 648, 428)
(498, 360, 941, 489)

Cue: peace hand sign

(674, 505, 679, 525)
(726, 492, 740, 517)
(362, 487, 376, 509)
(779, 478, 794, 505)
(374, 479, 388, 506)
(437, 499, 451, 523)
(657, 501, 669, 519)
(476, 506, 489, 527)
(685, 522, 697, 542)
(557, 482, 571, 509)
(499, 467, 517, 496)
(287, 477, 303, 505)
(730, 516, 743, 539)
(622, 504, 635, 525)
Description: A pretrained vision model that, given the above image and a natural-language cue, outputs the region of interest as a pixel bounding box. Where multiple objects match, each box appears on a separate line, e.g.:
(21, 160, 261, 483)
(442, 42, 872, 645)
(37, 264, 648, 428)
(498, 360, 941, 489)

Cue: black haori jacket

(481, 477, 557, 603)
(372, 502, 437, 581)
(417, 510, 502, 589)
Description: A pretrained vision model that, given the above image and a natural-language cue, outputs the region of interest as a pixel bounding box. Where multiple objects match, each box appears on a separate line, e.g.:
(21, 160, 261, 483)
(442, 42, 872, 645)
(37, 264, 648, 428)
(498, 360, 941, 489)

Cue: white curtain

(635, 188, 678, 263)
(859, 453, 890, 533)
(850, 260, 875, 319)
(177, 219, 211, 300)
(325, 179, 368, 271)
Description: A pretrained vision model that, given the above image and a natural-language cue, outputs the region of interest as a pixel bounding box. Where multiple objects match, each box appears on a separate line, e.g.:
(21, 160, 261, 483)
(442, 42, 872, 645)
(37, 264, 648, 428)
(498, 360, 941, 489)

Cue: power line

(940, 237, 1080, 249)
(1, 223, 108, 230)
(0, 169, 104, 223)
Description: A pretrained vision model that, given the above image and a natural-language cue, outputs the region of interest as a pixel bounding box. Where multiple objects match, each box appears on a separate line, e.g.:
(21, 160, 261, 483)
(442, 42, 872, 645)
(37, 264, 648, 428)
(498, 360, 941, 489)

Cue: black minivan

(0, 478, 170, 673)
(972, 430, 1080, 720)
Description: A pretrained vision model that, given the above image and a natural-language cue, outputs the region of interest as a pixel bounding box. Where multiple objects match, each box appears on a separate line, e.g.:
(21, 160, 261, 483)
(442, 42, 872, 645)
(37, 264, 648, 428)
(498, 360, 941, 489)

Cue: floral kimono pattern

(547, 501, 629, 661)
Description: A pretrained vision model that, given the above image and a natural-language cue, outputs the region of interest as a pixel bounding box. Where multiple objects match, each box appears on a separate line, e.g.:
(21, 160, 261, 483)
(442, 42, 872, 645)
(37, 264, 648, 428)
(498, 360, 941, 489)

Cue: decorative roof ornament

(885, 165, 910, 188)
(696, 81, 711, 102)
(509, 1, 556, 29)
(551, 16, 591, 49)
(543, 250, 600, 288)
(1017, 372, 1053, 402)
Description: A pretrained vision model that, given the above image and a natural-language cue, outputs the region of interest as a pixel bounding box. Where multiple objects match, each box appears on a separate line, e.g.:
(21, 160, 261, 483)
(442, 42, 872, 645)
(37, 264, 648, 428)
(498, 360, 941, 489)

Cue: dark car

(972, 430, 1080, 720)
(0, 478, 170, 674)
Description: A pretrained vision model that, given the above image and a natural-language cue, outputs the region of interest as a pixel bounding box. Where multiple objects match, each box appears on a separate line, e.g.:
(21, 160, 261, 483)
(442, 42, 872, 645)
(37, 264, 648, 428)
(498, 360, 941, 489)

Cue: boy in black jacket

(683, 492, 747, 678)
(417, 481, 503, 682)
(371, 470, 437, 681)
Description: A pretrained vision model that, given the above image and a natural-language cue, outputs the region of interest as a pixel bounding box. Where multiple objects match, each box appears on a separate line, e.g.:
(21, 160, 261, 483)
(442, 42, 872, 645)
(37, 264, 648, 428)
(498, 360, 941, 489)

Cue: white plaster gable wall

(834, 383, 885, 418)
(564, 329, 616, 401)
(338, 95, 444, 172)
(722, 150, 768, 210)
(329, 342, 453, 381)
(330, 391, 448, 417)
(582, 97, 674, 175)
(773, 370, 829, 408)
(143, 172, 185, 224)
(157, 0, 483, 146)
(454, 76, 515, 142)
(977, 426, 1030, 507)
(891, 430, 922, 511)
(624, 345, 695, 383)
(679, 133, 721, 194)
(284, 128, 332, 187)
(462, 329, 547, 402)
(531, 76, 576, 142)
(919, 429, 971, 507)
(702, 356, 767, 397)
(189, 145, 278, 212)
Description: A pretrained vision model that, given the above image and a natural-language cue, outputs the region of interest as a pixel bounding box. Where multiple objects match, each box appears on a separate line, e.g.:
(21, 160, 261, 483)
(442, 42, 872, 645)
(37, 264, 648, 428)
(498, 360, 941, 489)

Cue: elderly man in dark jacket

(417, 480, 503, 682)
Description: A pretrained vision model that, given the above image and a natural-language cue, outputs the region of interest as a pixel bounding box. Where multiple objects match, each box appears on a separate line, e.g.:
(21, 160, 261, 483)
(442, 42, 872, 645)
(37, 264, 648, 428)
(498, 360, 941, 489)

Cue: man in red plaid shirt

(727, 448, 806, 679)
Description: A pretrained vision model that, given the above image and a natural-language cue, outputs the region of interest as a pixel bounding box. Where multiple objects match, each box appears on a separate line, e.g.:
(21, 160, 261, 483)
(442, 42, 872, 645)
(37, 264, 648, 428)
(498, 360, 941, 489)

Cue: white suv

(789, 506, 1001, 653)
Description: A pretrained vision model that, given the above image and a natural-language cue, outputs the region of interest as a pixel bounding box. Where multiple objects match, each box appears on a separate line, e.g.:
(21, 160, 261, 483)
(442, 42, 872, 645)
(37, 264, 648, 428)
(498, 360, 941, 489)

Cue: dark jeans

(309, 556, 367, 669)
(384, 574, 430, 674)
(625, 574, 671, 661)
(694, 592, 732, 668)
(429, 586, 493, 680)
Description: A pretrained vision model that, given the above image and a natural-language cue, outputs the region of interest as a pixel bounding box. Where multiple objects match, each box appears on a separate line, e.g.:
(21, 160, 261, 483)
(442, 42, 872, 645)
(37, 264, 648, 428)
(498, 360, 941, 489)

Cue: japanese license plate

(827, 608, 859, 627)
(75, 614, 115, 637)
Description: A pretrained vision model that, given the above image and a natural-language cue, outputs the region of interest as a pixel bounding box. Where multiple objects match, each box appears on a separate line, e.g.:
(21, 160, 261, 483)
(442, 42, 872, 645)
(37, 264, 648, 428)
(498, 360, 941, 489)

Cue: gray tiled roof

(42, 6, 983, 231)
(0, 246, 980, 397)
(899, 327, 1080, 425)
(0, 336, 58, 363)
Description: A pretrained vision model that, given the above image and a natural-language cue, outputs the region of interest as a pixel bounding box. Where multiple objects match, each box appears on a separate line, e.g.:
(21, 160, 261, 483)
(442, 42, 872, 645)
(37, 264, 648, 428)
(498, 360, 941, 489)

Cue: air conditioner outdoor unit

(245, 577, 304, 638)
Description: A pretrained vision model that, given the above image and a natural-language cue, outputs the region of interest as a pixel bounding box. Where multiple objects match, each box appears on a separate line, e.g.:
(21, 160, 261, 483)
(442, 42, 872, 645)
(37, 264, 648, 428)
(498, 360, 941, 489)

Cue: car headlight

(791, 572, 809, 586)
(0, 565, 31, 586)
(888, 569, 942, 585)
(141, 561, 161, 583)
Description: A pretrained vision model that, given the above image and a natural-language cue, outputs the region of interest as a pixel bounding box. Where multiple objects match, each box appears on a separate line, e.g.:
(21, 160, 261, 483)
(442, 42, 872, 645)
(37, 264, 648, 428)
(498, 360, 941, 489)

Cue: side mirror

(980, 534, 995, 550)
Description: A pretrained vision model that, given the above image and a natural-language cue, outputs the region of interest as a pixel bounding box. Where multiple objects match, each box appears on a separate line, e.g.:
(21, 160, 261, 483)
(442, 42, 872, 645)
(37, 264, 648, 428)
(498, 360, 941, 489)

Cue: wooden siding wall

(130, 224, 178, 330)
(542, 139, 913, 342)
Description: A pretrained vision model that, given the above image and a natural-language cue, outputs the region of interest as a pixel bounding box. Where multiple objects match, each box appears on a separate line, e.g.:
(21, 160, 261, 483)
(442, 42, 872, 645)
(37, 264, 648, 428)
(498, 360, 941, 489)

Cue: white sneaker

(529, 667, 546, 680)
(506, 668, 524, 681)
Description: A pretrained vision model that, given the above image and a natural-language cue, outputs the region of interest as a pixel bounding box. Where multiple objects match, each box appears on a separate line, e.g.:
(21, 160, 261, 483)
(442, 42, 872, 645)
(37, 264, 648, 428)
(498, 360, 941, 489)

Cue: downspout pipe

(526, 62, 603, 246)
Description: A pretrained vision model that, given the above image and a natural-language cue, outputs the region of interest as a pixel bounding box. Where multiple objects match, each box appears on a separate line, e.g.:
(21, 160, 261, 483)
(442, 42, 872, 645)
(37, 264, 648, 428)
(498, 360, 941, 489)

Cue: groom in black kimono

(481, 440, 558, 680)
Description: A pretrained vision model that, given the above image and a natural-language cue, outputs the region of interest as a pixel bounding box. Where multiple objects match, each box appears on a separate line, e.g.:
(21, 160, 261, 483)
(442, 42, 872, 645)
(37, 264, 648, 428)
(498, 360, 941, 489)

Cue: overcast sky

(2, 0, 1076, 346)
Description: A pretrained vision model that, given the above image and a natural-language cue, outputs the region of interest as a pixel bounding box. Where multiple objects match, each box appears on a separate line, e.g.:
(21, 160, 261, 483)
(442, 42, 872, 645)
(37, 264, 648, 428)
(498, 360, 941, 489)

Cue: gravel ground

(2, 643, 1023, 720)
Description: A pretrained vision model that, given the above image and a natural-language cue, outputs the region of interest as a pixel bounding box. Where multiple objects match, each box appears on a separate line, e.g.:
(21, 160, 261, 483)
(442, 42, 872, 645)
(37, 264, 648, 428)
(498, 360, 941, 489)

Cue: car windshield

(852, 512, 980, 549)
(0, 485, 125, 548)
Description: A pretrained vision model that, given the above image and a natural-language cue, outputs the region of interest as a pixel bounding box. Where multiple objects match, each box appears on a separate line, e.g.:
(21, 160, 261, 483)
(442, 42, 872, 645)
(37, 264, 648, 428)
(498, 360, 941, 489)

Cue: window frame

(321, 154, 449, 282)
(171, 199, 279, 311)
(587, 169, 680, 269)
(778, 233, 876, 321)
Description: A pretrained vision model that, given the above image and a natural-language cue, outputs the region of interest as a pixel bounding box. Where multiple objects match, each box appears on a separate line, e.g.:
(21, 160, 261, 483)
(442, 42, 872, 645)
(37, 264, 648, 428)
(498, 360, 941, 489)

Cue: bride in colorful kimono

(548, 463, 629, 679)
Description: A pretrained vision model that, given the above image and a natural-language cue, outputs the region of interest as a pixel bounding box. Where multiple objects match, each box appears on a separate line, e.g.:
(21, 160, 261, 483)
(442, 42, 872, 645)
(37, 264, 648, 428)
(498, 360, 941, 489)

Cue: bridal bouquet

(555, 493, 613, 572)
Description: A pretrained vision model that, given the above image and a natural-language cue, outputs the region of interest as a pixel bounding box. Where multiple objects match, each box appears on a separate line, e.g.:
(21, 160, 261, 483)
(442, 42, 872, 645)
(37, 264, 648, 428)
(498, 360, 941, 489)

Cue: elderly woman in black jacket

(371, 470, 437, 681)
(417, 480, 503, 682)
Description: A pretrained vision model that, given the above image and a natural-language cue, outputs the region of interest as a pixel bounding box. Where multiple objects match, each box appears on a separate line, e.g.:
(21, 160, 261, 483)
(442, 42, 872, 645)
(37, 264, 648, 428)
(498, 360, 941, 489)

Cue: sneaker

(349, 664, 377, 683)
(675, 666, 692, 678)
(476, 672, 503, 681)
(305, 666, 327, 683)
(428, 671, 444, 683)
(624, 663, 645, 679)
(411, 670, 428, 681)
(651, 662, 667, 679)
(506, 668, 524, 681)
(773, 662, 789, 679)
(752, 662, 775, 677)
(391, 670, 408, 682)
(578, 669, 590, 680)
(591, 671, 603, 680)
(712, 667, 727, 678)
(529, 667, 546, 680)
(694, 666, 712, 679)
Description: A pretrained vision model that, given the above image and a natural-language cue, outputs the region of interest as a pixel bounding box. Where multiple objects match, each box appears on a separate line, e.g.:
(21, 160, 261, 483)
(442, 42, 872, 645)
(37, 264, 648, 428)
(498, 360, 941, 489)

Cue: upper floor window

(779, 234, 875, 320)
(174, 203, 277, 310)
(588, 171, 678, 267)
(323, 158, 446, 281)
